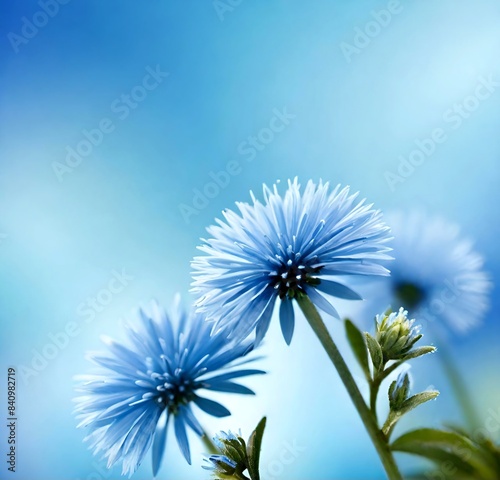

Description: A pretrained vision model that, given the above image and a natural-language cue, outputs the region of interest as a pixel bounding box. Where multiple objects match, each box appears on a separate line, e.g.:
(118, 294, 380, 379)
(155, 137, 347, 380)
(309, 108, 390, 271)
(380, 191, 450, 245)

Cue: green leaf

(365, 333, 383, 372)
(392, 428, 468, 451)
(401, 346, 436, 361)
(246, 417, 267, 480)
(345, 319, 370, 379)
(398, 391, 439, 416)
(400, 444, 476, 476)
(443, 423, 470, 437)
(391, 428, 498, 479)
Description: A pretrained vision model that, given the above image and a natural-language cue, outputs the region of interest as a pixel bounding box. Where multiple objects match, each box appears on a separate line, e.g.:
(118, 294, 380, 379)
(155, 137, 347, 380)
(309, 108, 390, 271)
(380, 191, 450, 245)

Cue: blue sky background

(1, 1, 500, 479)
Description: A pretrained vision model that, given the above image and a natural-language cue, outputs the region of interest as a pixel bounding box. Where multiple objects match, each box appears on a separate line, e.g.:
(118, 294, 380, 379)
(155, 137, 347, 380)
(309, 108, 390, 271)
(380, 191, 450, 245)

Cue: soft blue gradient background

(1, 1, 500, 479)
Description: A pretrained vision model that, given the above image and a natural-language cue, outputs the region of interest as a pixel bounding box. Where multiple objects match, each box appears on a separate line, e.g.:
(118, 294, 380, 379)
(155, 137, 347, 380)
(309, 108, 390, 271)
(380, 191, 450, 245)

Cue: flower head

(375, 308, 422, 361)
(192, 178, 392, 345)
(369, 211, 491, 333)
(203, 418, 267, 480)
(73, 297, 264, 477)
(203, 431, 246, 478)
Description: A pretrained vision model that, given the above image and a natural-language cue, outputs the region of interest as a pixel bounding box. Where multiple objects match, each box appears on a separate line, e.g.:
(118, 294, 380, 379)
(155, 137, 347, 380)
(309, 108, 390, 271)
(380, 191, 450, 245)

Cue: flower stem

(370, 360, 404, 421)
(370, 377, 381, 422)
(437, 340, 481, 431)
(297, 294, 403, 480)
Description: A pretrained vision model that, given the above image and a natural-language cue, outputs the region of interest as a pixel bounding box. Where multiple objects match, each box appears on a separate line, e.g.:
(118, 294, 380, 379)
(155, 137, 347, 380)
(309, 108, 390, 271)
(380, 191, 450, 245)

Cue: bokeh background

(1, 1, 500, 479)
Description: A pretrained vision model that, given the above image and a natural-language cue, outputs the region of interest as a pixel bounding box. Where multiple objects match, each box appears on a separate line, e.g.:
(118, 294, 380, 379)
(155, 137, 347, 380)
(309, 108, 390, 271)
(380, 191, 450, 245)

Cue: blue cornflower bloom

(73, 298, 264, 477)
(366, 211, 491, 333)
(191, 178, 392, 345)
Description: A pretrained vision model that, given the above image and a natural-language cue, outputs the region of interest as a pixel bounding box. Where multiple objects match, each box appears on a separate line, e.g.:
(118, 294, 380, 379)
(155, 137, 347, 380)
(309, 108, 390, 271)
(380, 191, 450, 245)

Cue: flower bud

(389, 371, 411, 410)
(375, 307, 422, 360)
(203, 431, 248, 479)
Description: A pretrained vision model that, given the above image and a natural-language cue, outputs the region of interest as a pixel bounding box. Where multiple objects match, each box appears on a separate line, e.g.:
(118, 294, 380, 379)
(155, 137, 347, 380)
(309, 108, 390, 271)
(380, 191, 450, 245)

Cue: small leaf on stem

(345, 319, 371, 380)
(366, 333, 384, 373)
(246, 417, 267, 480)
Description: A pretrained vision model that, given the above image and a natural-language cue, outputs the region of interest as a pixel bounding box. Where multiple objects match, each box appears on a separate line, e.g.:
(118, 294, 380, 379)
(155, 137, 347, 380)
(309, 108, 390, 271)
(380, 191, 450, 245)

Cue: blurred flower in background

(362, 211, 491, 333)
(73, 297, 264, 477)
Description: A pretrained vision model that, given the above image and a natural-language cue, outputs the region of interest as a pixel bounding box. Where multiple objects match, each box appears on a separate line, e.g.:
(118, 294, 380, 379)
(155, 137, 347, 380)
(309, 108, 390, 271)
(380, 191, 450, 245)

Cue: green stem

(437, 339, 481, 431)
(297, 295, 403, 480)
(381, 360, 405, 381)
(370, 360, 404, 420)
(370, 376, 382, 422)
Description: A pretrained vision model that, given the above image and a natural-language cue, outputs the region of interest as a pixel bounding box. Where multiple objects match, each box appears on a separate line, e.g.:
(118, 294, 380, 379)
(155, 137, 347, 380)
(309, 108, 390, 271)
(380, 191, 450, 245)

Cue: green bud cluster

(375, 307, 423, 361)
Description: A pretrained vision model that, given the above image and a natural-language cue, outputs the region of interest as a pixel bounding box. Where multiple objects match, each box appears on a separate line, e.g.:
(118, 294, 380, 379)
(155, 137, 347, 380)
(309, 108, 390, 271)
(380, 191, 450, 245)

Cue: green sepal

(345, 319, 371, 380)
(398, 391, 439, 416)
(365, 333, 383, 373)
(246, 417, 267, 480)
(224, 435, 247, 465)
(384, 389, 439, 438)
(400, 345, 436, 361)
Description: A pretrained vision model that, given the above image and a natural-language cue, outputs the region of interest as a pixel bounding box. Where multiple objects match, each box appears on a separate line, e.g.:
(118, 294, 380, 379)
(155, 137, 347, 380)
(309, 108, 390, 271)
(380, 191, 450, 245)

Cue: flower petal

(152, 409, 169, 477)
(201, 369, 265, 383)
(279, 298, 295, 345)
(254, 294, 277, 346)
(181, 406, 204, 436)
(174, 413, 191, 464)
(204, 381, 255, 395)
(193, 395, 231, 417)
(305, 287, 340, 319)
(316, 279, 363, 300)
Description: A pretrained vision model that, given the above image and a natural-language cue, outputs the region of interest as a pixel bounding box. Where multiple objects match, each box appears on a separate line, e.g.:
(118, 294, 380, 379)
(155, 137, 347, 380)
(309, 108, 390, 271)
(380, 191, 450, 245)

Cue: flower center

(394, 282, 425, 310)
(270, 257, 321, 299)
(153, 374, 196, 414)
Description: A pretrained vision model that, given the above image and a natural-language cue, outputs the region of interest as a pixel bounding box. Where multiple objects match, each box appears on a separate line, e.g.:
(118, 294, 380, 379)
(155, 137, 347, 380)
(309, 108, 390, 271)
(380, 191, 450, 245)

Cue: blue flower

(364, 211, 492, 333)
(192, 178, 392, 345)
(73, 297, 264, 477)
